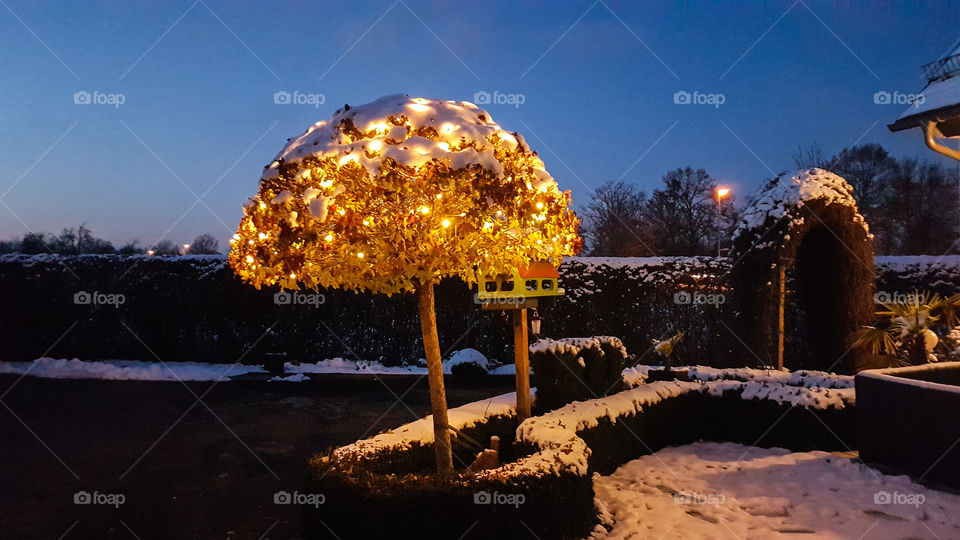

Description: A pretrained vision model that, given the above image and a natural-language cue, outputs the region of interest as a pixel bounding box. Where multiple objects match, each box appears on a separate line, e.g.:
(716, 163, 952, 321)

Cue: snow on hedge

(592, 441, 960, 539)
(487, 381, 698, 478)
(530, 336, 628, 360)
(334, 389, 532, 460)
(622, 365, 855, 409)
(735, 168, 867, 237)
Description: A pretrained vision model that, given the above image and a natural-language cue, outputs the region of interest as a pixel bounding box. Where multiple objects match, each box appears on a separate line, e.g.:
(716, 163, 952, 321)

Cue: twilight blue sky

(0, 0, 957, 249)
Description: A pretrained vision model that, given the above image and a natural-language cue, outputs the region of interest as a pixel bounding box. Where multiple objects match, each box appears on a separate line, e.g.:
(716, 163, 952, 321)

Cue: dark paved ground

(0, 373, 514, 539)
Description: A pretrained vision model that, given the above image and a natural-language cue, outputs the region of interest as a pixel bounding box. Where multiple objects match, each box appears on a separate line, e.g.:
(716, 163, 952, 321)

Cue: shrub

(529, 336, 628, 411)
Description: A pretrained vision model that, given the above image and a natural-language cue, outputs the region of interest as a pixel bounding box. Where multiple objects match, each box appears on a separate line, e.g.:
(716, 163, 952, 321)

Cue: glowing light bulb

(483, 221, 493, 229)
(259, 202, 266, 209)
(338, 209, 346, 215)
(357, 252, 365, 258)
(436, 193, 442, 199)
(290, 273, 296, 279)
(319, 179, 333, 188)
(363, 219, 370, 226)
(419, 206, 430, 215)
(258, 232, 268, 240)
(324, 234, 334, 242)
(496, 210, 503, 216)
(245, 255, 254, 263)
(369, 140, 382, 152)
(441, 219, 451, 228)
(536, 202, 544, 209)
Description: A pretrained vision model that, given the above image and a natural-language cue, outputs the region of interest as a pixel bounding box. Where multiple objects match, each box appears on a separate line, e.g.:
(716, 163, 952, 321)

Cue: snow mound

(735, 168, 866, 236)
(264, 94, 557, 192)
(593, 441, 960, 539)
(444, 348, 490, 371)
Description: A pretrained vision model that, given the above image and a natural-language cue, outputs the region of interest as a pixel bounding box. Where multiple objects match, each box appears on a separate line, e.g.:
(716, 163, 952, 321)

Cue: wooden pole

(778, 265, 786, 371)
(513, 308, 531, 420)
(416, 283, 453, 474)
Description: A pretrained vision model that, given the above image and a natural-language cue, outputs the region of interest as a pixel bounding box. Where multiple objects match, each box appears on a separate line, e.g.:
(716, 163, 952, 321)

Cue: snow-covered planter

(729, 168, 875, 374)
(528, 336, 628, 411)
(857, 362, 960, 489)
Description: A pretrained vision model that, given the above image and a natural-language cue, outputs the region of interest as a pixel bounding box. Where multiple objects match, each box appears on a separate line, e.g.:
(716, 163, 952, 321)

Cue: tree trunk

(416, 282, 454, 474)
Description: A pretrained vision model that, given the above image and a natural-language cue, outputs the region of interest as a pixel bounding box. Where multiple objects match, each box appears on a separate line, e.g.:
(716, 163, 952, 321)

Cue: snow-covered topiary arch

(730, 168, 875, 374)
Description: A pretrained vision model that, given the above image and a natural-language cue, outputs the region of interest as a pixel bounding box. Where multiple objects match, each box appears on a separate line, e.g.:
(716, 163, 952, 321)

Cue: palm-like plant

(852, 290, 960, 369)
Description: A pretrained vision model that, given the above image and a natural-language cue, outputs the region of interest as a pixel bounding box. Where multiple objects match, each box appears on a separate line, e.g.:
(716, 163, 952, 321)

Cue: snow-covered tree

(229, 95, 580, 473)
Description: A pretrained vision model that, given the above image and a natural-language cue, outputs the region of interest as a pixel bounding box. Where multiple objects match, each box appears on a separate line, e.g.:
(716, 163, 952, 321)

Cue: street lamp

(182, 243, 191, 255)
(715, 187, 730, 257)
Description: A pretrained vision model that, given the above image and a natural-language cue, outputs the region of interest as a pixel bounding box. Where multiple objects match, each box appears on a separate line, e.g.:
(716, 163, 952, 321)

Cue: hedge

(301, 371, 856, 539)
(0, 254, 953, 366)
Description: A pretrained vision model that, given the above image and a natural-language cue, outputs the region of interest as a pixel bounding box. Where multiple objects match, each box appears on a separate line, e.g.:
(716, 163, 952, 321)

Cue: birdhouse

(888, 44, 960, 161)
(476, 261, 564, 308)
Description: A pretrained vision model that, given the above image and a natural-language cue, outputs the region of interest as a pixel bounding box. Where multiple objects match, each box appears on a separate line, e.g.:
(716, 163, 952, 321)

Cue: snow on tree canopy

(735, 168, 868, 239)
(266, 94, 545, 186)
(228, 94, 581, 295)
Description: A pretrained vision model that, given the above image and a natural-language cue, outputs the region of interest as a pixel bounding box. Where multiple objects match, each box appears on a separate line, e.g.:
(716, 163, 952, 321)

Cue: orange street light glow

(717, 187, 730, 198)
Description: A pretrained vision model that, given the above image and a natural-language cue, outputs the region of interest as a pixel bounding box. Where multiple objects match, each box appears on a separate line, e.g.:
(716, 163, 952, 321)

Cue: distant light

(324, 234, 334, 242)
(441, 219, 451, 228)
(717, 187, 730, 198)
(146, 250, 155, 256)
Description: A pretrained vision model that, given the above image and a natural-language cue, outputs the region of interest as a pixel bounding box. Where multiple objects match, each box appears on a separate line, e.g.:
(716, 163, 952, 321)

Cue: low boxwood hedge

(300, 377, 855, 539)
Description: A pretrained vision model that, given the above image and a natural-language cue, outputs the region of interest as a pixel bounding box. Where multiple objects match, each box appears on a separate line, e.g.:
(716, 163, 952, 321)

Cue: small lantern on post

(529, 308, 542, 336)
(477, 261, 564, 420)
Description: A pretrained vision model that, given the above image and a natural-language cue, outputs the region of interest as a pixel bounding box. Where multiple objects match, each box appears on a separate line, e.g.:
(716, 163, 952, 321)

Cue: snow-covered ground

(0, 348, 503, 382)
(592, 442, 960, 540)
(0, 358, 266, 381)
